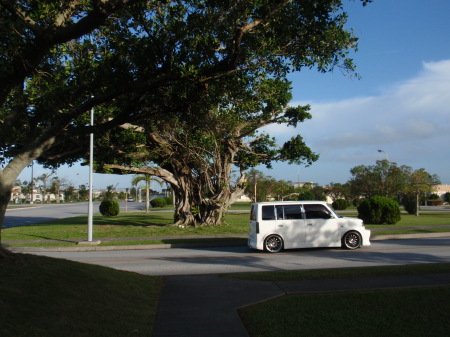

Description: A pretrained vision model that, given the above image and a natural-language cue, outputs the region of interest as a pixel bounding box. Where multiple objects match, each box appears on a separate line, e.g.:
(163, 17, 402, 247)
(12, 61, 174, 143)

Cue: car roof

(252, 200, 328, 206)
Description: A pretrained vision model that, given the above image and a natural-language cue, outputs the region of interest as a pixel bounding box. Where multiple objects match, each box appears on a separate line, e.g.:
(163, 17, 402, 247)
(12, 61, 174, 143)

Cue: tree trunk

(145, 185, 150, 214)
(415, 192, 420, 216)
(0, 199, 14, 258)
(103, 160, 248, 227)
(0, 197, 9, 245)
(171, 167, 247, 227)
(0, 141, 54, 245)
(0, 158, 26, 247)
(172, 176, 197, 226)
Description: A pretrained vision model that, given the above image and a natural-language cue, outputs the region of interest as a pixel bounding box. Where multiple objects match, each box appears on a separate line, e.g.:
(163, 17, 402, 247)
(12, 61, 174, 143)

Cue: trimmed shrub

(357, 196, 401, 224)
(150, 197, 167, 208)
(99, 199, 120, 216)
(332, 198, 348, 210)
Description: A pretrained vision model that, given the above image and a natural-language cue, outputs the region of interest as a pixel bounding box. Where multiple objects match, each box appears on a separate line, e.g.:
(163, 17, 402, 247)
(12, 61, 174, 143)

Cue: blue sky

(19, 0, 450, 189)
(268, 0, 450, 186)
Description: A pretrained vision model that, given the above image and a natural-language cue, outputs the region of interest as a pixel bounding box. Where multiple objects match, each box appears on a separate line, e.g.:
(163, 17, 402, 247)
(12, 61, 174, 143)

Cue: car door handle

(307, 223, 313, 226)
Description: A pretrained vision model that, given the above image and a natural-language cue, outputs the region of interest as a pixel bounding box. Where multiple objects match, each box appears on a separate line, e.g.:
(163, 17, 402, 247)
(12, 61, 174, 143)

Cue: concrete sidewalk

(152, 272, 450, 337)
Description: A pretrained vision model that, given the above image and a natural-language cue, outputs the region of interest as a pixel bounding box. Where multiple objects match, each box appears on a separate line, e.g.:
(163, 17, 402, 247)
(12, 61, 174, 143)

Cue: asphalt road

(3, 202, 145, 228)
(30, 237, 450, 276)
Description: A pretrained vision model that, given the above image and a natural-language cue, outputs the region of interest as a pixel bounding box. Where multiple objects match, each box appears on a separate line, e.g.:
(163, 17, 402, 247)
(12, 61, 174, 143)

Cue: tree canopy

(349, 160, 411, 199)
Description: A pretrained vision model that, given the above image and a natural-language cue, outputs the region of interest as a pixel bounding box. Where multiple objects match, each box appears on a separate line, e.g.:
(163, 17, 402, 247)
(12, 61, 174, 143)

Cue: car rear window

(262, 206, 276, 220)
(250, 204, 257, 221)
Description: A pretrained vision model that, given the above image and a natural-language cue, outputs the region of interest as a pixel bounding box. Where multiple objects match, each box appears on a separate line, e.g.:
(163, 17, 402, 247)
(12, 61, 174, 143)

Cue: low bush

(99, 199, 120, 216)
(150, 197, 167, 208)
(332, 198, 348, 210)
(357, 196, 401, 224)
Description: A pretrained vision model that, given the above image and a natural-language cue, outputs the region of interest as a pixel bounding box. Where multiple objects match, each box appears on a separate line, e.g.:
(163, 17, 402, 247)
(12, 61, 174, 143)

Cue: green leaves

(279, 135, 319, 166)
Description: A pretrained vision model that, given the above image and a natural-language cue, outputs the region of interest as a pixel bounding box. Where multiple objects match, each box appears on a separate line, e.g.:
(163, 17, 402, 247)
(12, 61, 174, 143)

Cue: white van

(248, 201, 371, 253)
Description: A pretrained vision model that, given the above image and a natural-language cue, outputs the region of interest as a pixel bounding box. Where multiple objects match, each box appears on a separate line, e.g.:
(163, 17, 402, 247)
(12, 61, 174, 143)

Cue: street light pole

(30, 161, 34, 204)
(378, 149, 388, 161)
(87, 105, 94, 242)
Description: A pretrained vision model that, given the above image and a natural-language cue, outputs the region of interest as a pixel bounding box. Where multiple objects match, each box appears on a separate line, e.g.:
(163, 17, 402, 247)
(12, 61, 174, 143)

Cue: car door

(304, 204, 340, 246)
(275, 204, 305, 248)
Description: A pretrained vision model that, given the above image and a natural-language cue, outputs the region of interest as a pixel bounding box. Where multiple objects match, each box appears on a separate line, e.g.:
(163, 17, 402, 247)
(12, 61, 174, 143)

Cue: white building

(433, 184, 450, 202)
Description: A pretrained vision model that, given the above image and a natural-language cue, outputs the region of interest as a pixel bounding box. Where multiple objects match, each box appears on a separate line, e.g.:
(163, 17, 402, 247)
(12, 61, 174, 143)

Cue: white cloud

(283, 59, 450, 152)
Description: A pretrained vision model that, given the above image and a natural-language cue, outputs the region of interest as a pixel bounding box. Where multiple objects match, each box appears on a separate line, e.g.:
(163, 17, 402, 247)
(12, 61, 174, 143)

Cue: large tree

(0, 0, 371, 245)
(97, 77, 319, 226)
(402, 168, 440, 216)
(348, 160, 410, 199)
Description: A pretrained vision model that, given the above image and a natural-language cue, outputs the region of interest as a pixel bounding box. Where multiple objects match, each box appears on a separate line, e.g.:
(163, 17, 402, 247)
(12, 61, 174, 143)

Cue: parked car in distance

(248, 201, 371, 253)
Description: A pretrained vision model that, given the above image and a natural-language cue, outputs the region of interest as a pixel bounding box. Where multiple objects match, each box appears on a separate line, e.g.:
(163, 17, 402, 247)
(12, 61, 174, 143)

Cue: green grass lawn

(235, 263, 450, 337)
(0, 253, 162, 337)
(239, 286, 450, 337)
(2, 211, 248, 244)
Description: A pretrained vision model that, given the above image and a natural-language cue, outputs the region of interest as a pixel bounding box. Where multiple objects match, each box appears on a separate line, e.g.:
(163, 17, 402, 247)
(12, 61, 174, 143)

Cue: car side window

(262, 206, 276, 220)
(304, 204, 332, 219)
(283, 205, 303, 219)
(275, 206, 283, 219)
(275, 205, 302, 220)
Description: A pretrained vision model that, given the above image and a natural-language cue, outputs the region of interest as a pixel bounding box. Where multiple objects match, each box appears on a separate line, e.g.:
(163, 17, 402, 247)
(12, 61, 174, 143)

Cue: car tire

(264, 235, 283, 253)
(342, 231, 362, 250)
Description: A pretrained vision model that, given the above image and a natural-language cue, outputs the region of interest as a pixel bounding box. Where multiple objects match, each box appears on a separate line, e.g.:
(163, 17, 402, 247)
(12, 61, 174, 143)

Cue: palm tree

(132, 174, 164, 213)
(35, 172, 55, 203)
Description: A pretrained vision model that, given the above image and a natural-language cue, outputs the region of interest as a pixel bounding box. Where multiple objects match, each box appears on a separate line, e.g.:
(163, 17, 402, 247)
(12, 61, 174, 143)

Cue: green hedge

(150, 197, 167, 208)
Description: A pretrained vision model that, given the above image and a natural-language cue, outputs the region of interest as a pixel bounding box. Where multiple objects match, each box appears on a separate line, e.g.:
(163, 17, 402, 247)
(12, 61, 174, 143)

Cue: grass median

(2, 203, 450, 247)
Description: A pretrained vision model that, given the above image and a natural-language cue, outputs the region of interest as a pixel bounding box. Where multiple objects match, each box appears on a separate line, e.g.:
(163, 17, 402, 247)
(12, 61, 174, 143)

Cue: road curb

(7, 240, 247, 253)
(371, 232, 450, 240)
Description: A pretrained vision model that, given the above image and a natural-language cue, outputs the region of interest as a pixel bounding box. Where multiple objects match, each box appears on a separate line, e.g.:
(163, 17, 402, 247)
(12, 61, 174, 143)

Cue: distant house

(10, 186, 65, 203)
(433, 185, 450, 202)
(236, 194, 252, 202)
(292, 182, 318, 189)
